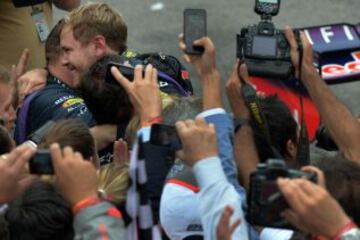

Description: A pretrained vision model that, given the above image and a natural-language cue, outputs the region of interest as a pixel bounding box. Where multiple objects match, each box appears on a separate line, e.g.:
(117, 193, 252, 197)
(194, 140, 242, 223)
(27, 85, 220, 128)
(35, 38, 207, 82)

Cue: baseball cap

(160, 179, 203, 240)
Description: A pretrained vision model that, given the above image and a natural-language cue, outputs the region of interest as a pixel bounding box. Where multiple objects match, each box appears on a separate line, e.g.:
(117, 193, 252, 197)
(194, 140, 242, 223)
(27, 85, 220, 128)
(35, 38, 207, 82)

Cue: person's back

(25, 75, 94, 136)
(0, 0, 80, 70)
(0, 0, 52, 70)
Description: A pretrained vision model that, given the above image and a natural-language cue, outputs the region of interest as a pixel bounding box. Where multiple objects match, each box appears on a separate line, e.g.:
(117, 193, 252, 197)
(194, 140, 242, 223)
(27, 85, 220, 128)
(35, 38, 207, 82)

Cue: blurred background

(55, 0, 360, 113)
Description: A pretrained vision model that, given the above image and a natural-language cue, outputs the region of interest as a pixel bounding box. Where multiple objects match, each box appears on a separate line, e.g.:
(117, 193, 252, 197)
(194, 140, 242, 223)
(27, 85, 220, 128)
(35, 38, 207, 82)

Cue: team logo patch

(62, 98, 84, 108)
(181, 70, 189, 80)
(124, 50, 138, 58)
(186, 224, 203, 232)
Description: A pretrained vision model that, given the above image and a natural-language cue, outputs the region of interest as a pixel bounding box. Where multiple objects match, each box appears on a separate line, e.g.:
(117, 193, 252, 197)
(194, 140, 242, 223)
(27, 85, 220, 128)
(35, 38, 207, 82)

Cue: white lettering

(343, 25, 354, 41)
(320, 26, 334, 44)
(159, 81, 169, 87)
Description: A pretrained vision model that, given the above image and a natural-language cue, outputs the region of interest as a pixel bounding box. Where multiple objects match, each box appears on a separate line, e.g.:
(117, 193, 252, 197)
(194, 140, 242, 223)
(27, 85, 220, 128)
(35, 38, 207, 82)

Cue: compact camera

(246, 159, 317, 229)
(237, 0, 295, 79)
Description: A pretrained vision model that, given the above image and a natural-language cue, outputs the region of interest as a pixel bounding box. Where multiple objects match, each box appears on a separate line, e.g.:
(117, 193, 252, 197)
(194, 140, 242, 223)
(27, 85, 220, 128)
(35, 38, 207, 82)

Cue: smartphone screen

(29, 149, 54, 175)
(150, 124, 182, 151)
(184, 9, 207, 55)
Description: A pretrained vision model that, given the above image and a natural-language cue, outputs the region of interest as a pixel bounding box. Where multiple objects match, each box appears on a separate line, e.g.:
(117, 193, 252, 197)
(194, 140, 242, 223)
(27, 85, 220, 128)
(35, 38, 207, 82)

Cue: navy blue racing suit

(14, 75, 95, 144)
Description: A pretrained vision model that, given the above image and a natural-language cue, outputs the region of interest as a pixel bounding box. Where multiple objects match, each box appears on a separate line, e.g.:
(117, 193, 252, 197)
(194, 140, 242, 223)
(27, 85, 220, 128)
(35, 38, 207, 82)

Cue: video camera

(247, 159, 317, 229)
(237, 0, 296, 79)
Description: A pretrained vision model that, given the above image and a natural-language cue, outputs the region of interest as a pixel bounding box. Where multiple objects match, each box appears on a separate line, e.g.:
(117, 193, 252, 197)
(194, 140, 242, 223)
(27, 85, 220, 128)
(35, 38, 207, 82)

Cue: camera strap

(238, 62, 283, 159)
(294, 30, 311, 167)
(238, 30, 310, 166)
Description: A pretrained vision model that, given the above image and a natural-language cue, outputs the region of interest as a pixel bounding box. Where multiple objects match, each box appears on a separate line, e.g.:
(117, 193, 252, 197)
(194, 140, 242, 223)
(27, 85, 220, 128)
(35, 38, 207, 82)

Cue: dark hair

(315, 156, 360, 225)
(0, 215, 9, 240)
(37, 119, 97, 164)
(79, 54, 133, 125)
(251, 95, 297, 162)
(0, 125, 14, 154)
(45, 19, 65, 65)
(5, 181, 74, 240)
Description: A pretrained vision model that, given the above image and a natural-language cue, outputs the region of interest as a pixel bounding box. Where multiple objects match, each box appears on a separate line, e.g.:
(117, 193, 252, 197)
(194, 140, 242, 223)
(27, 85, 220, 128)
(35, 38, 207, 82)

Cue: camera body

(237, 0, 294, 79)
(247, 159, 317, 229)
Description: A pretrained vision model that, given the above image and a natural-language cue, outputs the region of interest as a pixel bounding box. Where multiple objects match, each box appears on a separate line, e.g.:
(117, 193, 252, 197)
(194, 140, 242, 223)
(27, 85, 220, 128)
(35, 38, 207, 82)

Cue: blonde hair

(65, 3, 127, 53)
(98, 163, 129, 203)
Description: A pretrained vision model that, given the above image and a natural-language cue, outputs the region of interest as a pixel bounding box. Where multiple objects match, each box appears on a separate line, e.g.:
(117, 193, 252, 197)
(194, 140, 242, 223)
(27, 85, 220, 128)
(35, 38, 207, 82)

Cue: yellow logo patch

(124, 50, 137, 58)
(62, 98, 84, 108)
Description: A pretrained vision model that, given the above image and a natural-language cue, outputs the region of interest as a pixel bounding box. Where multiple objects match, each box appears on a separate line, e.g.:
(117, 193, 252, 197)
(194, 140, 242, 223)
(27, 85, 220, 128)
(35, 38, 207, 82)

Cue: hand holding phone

(150, 124, 182, 151)
(184, 9, 207, 55)
(29, 149, 54, 175)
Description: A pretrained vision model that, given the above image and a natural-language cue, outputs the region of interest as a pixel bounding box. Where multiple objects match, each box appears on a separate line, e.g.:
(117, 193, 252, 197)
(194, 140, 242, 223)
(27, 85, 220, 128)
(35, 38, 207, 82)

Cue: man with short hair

(60, 3, 128, 85)
(14, 19, 95, 144)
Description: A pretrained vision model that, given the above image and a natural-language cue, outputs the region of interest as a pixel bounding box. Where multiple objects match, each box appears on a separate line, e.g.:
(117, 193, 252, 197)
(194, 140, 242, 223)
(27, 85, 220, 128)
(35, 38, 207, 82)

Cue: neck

(47, 63, 74, 88)
(105, 46, 119, 55)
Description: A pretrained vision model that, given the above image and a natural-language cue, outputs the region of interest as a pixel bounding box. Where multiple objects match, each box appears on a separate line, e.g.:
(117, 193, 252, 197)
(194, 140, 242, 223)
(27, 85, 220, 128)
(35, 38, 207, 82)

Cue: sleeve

(260, 228, 294, 240)
(193, 157, 249, 240)
(200, 109, 246, 202)
(73, 201, 126, 240)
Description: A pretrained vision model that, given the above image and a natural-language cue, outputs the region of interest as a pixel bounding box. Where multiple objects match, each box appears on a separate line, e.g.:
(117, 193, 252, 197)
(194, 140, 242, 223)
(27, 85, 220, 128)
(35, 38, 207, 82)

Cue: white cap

(160, 180, 203, 240)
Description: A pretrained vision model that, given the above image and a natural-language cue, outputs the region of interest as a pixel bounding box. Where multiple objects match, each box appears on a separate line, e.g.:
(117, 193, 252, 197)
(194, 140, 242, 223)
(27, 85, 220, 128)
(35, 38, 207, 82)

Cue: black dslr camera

(247, 159, 317, 229)
(237, 0, 294, 79)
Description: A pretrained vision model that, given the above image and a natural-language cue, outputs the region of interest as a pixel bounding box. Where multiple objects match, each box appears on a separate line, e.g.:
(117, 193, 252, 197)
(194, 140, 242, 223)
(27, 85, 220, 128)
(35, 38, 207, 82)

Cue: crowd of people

(0, 2, 359, 240)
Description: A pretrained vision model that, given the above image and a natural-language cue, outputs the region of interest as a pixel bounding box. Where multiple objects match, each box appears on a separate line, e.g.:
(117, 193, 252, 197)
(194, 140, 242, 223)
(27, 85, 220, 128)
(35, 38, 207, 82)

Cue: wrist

(230, 95, 250, 118)
(331, 220, 357, 240)
(142, 115, 163, 127)
(301, 64, 319, 84)
(234, 117, 251, 133)
(72, 193, 100, 215)
(202, 70, 223, 110)
(233, 107, 251, 118)
(199, 68, 220, 81)
(190, 151, 218, 167)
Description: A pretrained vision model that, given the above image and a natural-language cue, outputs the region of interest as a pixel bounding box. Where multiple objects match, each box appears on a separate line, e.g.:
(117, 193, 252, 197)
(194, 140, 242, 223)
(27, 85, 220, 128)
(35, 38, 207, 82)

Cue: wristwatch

(340, 228, 360, 240)
(233, 117, 251, 133)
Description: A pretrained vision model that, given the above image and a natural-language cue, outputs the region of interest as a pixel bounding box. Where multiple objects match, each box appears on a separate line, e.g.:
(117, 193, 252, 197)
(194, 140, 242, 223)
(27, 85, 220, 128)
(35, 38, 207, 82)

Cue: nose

(60, 52, 70, 67)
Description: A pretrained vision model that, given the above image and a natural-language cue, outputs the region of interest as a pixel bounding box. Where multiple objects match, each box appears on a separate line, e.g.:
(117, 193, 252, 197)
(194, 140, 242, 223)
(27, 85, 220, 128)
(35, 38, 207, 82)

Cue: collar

(47, 75, 72, 90)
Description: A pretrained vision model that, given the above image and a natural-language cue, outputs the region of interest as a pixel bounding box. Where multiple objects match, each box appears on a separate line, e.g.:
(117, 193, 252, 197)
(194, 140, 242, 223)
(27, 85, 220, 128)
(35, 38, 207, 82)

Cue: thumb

(193, 36, 208, 46)
(50, 143, 63, 172)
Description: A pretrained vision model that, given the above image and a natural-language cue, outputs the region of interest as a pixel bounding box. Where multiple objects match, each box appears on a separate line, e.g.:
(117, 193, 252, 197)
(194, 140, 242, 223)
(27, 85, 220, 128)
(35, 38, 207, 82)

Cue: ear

(92, 35, 107, 57)
(284, 139, 297, 165)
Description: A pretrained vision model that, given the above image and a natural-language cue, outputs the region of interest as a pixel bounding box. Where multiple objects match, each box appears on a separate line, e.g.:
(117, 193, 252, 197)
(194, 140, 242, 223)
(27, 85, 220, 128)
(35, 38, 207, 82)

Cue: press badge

(31, 6, 49, 42)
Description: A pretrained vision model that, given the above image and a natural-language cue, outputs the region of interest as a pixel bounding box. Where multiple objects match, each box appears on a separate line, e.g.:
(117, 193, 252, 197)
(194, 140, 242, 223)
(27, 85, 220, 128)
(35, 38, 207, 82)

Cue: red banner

(249, 77, 320, 141)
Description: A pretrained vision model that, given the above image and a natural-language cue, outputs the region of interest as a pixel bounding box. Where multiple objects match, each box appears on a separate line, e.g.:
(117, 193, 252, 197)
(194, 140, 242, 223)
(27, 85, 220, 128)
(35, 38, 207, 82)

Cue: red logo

(181, 70, 189, 80)
(322, 51, 360, 78)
